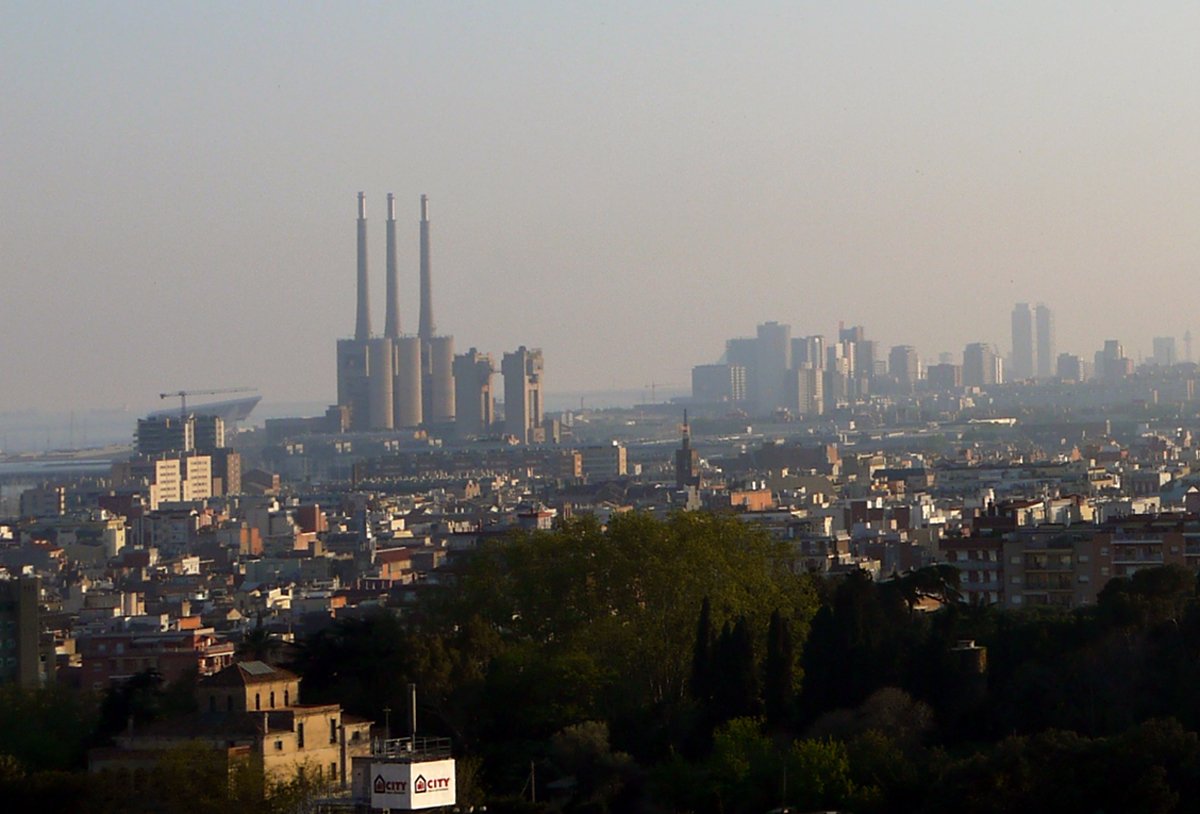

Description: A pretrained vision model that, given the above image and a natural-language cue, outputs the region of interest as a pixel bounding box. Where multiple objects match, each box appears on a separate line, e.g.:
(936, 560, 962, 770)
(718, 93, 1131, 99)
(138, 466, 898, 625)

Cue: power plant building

(502, 346, 544, 444)
(453, 348, 495, 437)
(335, 192, 451, 432)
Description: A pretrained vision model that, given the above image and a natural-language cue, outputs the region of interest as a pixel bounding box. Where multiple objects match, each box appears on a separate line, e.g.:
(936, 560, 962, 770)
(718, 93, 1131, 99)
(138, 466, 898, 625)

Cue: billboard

(370, 758, 456, 810)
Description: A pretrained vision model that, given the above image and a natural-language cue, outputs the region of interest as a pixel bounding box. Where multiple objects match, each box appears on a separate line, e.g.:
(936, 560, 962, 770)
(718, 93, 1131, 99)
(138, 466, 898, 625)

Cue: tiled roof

(199, 660, 298, 687)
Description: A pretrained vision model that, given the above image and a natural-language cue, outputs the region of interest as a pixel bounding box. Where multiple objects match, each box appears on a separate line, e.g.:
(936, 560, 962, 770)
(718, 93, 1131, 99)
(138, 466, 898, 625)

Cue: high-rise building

(502, 346, 544, 444)
(1096, 340, 1132, 380)
(0, 576, 43, 686)
(1057, 353, 1086, 382)
(581, 442, 628, 483)
(192, 415, 225, 454)
(136, 415, 194, 456)
(787, 366, 824, 416)
(725, 337, 758, 407)
(838, 324, 865, 344)
(926, 363, 962, 390)
(1153, 336, 1178, 367)
(1035, 304, 1055, 379)
(791, 336, 825, 370)
(1011, 303, 1034, 381)
(753, 321, 791, 414)
(854, 339, 877, 387)
(691, 364, 746, 403)
(963, 342, 1000, 387)
(888, 345, 920, 387)
(453, 348, 495, 436)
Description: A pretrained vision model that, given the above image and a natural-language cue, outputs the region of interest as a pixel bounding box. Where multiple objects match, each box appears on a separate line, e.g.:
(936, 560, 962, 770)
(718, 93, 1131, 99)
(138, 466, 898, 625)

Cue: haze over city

(5, 2, 1200, 413)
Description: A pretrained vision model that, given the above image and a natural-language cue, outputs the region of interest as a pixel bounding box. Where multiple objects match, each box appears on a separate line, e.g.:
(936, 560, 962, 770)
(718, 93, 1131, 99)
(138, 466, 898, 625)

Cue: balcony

(1111, 550, 1164, 565)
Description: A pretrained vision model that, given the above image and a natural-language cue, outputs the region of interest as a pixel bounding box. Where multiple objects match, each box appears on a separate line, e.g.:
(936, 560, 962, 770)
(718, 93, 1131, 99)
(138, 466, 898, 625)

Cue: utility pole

(409, 683, 418, 740)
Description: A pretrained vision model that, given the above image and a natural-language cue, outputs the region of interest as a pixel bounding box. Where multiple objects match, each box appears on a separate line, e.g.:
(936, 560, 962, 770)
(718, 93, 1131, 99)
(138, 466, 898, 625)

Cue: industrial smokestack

(384, 193, 400, 339)
(418, 194, 434, 342)
(354, 192, 371, 341)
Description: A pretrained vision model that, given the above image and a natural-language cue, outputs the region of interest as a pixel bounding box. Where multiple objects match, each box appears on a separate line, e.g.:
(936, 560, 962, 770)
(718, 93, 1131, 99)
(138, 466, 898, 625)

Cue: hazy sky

(4, 2, 1200, 413)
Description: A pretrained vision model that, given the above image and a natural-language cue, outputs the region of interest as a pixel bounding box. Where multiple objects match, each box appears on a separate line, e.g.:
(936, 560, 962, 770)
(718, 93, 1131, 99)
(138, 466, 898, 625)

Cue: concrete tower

(384, 193, 401, 340)
(413, 195, 455, 426)
(367, 338, 395, 430)
(964, 342, 1000, 387)
(453, 348, 495, 437)
(1010, 303, 1034, 381)
(355, 192, 371, 341)
(338, 193, 374, 430)
(753, 321, 791, 414)
(429, 335, 456, 422)
(392, 336, 423, 428)
(1035, 304, 1055, 379)
(418, 194, 434, 342)
(502, 347, 544, 444)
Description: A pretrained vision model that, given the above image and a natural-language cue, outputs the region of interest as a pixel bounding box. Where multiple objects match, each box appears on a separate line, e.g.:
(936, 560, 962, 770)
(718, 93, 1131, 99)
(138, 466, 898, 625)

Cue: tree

(236, 618, 282, 663)
(711, 617, 759, 723)
(439, 512, 816, 753)
(689, 596, 713, 707)
(763, 609, 794, 730)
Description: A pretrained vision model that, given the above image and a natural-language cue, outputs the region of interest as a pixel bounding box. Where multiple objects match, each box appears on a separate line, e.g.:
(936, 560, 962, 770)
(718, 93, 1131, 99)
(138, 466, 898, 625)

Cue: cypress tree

(763, 609, 794, 729)
(689, 596, 713, 705)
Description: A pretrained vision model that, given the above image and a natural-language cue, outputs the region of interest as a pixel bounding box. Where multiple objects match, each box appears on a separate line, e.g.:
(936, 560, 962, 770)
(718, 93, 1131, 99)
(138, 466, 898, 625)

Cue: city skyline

(5, 4, 1200, 412)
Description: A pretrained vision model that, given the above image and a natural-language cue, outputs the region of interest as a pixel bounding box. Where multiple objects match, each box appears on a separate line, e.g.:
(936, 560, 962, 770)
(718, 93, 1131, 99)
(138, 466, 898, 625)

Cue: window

(297, 722, 305, 749)
(330, 763, 337, 781)
(270, 691, 275, 709)
(330, 718, 338, 744)
(274, 740, 283, 751)
(255, 693, 261, 711)
(1010, 555, 1021, 564)
(1012, 594, 1023, 605)
(284, 689, 290, 706)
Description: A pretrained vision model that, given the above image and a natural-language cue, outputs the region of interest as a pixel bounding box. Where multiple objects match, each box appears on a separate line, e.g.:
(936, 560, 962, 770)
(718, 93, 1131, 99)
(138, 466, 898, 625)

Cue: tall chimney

(418, 194, 434, 342)
(354, 191, 371, 341)
(384, 193, 400, 339)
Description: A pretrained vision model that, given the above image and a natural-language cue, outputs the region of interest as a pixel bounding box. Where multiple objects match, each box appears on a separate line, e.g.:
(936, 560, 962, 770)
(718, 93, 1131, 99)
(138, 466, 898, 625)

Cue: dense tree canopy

(442, 512, 817, 713)
(21, 513, 1200, 812)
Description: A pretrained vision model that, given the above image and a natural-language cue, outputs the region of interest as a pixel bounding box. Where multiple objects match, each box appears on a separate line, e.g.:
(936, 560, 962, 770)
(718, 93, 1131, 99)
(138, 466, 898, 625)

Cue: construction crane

(159, 387, 256, 420)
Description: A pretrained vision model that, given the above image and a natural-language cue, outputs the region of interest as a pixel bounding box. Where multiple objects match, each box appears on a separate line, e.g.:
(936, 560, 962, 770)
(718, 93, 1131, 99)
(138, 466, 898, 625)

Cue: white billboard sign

(370, 758, 456, 810)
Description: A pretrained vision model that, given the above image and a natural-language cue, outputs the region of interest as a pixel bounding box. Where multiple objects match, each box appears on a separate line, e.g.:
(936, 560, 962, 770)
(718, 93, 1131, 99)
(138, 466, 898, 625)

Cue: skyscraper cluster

(693, 321, 898, 416)
(334, 193, 545, 442)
